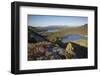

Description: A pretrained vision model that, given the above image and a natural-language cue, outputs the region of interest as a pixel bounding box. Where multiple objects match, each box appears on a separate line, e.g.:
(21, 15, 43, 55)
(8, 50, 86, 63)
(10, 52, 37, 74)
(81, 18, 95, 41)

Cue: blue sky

(28, 15, 88, 27)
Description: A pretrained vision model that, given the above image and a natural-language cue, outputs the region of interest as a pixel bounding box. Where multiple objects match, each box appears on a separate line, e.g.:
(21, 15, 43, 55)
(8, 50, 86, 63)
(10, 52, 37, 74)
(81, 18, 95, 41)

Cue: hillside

(28, 24, 88, 43)
(57, 24, 88, 37)
(73, 39, 87, 47)
(41, 24, 88, 42)
(28, 25, 88, 60)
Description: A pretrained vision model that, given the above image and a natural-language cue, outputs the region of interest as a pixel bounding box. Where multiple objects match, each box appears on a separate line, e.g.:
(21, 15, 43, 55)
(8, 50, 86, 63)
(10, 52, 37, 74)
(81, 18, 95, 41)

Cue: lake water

(61, 34, 87, 43)
(47, 29, 59, 32)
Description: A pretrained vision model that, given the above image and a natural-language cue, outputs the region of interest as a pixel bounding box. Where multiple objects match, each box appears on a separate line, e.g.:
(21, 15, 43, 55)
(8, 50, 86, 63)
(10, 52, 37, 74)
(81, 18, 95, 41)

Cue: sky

(28, 15, 88, 27)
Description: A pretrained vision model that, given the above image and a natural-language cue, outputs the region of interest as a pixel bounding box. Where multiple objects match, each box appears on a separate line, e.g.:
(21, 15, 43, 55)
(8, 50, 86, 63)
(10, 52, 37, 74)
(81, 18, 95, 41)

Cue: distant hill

(28, 26, 47, 32)
(28, 24, 87, 34)
(57, 24, 88, 37)
(28, 24, 88, 43)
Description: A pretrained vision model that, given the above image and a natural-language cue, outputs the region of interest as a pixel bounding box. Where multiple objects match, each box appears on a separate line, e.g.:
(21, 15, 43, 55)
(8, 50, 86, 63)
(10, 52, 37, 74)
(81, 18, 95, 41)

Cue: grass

(72, 39, 87, 47)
